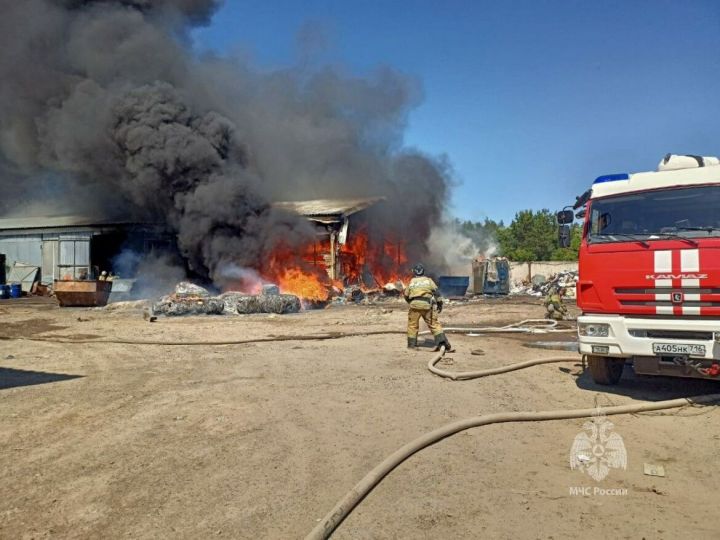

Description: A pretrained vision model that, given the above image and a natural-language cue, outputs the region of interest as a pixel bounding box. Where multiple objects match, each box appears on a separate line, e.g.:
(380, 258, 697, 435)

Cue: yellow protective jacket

(544, 293, 567, 314)
(404, 276, 441, 310)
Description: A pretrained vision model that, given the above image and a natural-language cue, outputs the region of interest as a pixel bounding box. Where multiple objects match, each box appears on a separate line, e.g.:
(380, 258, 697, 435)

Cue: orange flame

(275, 268, 330, 302)
(339, 228, 409, 287)
(222, 226, 410, 302)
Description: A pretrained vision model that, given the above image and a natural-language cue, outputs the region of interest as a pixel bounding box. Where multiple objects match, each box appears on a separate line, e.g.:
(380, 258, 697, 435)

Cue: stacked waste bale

(152, 282, 224, 316)
(152, 281, 301, 316)
(235, 293, 301, 314)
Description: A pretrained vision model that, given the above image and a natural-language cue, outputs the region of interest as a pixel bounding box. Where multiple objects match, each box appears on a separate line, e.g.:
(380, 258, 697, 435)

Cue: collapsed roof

(273, 197, 384, 224)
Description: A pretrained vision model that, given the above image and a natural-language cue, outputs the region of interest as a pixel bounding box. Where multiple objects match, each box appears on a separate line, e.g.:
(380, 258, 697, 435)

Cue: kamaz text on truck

(559, 154, 720, 384)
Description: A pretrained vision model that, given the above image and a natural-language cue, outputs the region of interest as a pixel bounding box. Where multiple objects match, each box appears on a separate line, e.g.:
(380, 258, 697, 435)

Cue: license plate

(652, 343, 706, 356)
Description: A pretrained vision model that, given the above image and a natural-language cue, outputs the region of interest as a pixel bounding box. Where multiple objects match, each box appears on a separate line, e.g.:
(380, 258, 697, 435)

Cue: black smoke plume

(0, 0, 452, 283)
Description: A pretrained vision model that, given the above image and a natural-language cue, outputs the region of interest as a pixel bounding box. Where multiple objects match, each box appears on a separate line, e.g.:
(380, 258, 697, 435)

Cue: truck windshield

(587, 184, 720, 243)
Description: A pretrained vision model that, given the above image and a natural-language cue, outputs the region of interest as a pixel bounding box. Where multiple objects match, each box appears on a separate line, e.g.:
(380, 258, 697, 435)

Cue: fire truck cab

(563, 154, 720, 384)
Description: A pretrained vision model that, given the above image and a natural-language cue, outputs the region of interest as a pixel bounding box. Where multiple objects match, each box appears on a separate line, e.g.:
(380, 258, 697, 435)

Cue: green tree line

(456, 209, 581, 262)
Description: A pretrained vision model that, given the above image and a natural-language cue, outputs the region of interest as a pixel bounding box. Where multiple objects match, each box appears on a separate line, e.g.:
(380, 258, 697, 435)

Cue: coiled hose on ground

(306, 338, 720, 540)
(4, 320, 718, 539)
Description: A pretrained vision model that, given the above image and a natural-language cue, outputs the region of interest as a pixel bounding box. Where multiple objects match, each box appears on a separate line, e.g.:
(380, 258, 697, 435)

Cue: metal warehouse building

(0, 197, 385, 290)
(0, 215, 171, 287)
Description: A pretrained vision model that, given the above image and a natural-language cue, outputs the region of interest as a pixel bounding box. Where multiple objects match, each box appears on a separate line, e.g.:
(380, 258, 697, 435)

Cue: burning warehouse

(274, 197, 387, 283)
(269, 197, 410, 299)
(0, 1, 453, 304)
(0, 196, 409, 303)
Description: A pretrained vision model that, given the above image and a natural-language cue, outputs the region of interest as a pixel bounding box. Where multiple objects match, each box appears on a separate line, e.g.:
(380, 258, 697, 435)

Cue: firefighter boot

(433, 333, 455, 353)
(407, 336, 419, 350)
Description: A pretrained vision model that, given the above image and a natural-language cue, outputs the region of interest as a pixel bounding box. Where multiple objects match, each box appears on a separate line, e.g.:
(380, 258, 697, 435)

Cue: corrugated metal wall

(0, 232, 92, 283)
(0, 235, 43, 267)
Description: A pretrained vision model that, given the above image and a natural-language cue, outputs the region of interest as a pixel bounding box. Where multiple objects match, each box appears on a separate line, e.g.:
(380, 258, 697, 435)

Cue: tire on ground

(587, 355, 625, 385)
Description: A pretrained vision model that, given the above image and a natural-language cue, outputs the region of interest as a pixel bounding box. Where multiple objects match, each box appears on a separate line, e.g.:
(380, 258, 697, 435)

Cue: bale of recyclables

(218, 292, 246, 314)
(235, 293, 301, 314)
(152, 296, 225, 316)
(174, 281, 211, 298)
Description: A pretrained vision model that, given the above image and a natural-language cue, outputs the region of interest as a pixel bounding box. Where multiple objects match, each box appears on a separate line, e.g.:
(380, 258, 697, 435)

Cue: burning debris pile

(152, 282, 302, 316)
(0, 1, 453, 300)
(150, 274, 409, 316)
(510, 270, 579, 297)
(152, 282, 225, 316)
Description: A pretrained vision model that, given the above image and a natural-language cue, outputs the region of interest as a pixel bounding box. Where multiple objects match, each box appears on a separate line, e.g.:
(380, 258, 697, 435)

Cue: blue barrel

(9, 283, 22, 298)
(438, 276, 470, 297)
(0, 285, 9, 299)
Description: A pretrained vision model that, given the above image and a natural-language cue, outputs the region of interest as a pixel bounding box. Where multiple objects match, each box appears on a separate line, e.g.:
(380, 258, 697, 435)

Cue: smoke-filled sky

(192, 0, 720, 224)
(0, 0, 453, 283)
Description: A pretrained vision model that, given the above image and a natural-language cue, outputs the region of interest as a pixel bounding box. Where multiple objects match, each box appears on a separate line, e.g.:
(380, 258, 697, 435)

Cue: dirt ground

(2, 295, 720, 539)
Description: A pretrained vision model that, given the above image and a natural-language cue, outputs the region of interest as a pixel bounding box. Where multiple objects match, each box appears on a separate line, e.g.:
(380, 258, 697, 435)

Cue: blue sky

(192, 0, 720, 224)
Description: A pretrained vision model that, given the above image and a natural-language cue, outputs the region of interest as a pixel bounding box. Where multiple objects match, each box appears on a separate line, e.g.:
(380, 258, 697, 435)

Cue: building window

(58, 239, 90, 279)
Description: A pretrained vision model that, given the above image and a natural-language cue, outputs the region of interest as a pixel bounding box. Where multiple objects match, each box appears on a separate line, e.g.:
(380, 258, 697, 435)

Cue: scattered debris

(7, 262, 40, 294)
(382, 282, 403, 297)
(511, 270, 579, 297)
(344, 286, 365, 303)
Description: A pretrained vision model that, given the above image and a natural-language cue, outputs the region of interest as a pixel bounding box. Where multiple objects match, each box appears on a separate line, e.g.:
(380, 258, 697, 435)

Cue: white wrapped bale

(218, 292, 245, 314)
(236, 294, 301, 314)
(152, 296, 225, 316)
(174, 281, 211, 298)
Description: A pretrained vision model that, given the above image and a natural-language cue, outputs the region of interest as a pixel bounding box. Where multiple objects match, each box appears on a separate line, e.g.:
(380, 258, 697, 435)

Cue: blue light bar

(593, 173, 629, 184)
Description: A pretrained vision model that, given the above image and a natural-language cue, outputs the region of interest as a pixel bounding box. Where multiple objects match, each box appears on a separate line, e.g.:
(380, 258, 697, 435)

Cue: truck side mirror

(556, 209, 574, 225)
(558, 224, 571, 248)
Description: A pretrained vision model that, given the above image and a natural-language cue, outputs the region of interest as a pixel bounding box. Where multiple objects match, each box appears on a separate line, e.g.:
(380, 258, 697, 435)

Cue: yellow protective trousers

(407, 306, 443, 339)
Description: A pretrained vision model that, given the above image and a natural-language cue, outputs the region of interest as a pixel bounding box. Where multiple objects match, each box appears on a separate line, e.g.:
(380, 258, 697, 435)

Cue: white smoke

(427, 220, 498, 275)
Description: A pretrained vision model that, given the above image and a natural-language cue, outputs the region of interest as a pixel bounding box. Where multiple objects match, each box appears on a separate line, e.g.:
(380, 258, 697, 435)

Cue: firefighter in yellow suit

(544, 286, 568, 321)
(404, 263, 454, 351)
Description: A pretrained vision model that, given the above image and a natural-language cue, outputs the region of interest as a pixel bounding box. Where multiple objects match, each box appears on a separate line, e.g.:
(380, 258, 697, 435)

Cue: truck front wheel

(587, 355, 625, 385)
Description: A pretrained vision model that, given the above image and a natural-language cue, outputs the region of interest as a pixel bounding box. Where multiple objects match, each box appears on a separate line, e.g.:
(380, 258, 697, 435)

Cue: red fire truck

(559, 154, 720, 385)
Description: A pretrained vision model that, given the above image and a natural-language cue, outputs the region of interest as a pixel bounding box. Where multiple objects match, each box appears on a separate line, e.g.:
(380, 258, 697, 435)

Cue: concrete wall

(509, 261, 578, 283)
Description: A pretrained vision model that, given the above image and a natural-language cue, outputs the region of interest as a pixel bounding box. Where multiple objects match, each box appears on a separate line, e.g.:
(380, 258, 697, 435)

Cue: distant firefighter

(544, 286, 568, 320)
(404, 263, 454, 351)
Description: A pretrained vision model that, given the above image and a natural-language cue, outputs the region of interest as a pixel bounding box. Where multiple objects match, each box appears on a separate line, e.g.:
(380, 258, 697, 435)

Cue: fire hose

(306, 342, 720, 540)
(0, 319, 569, 346)
(3, 320, 719, 539)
